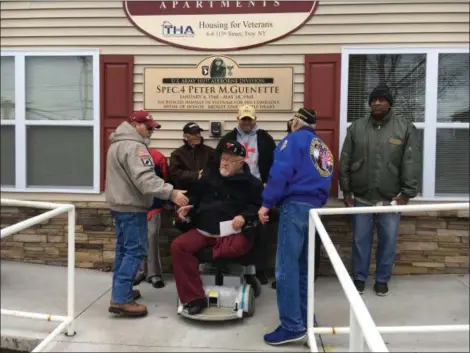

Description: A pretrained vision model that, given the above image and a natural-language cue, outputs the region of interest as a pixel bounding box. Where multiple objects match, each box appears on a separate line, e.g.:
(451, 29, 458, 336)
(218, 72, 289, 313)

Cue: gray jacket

(105, 122, 174, 212)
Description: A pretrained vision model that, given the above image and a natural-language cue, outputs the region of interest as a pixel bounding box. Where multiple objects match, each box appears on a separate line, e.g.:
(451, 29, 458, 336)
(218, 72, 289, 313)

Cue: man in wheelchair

(171, 140, 264, 315)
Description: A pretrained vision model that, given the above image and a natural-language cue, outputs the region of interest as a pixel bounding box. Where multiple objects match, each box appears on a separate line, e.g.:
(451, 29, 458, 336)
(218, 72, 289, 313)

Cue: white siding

(1, 1, 469, 156)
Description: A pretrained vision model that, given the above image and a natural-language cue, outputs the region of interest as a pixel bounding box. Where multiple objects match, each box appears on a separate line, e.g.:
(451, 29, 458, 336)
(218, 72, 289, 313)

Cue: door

(304, 54, 341, 197)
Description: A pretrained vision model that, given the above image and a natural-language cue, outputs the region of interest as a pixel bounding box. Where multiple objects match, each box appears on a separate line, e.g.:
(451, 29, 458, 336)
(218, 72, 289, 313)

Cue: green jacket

(339, 111, 419, 202)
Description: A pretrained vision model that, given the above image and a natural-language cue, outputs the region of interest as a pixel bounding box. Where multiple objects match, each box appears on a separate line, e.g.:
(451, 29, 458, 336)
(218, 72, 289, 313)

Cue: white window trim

(339, 46, 470, 202)
(0, 49, 101, 194)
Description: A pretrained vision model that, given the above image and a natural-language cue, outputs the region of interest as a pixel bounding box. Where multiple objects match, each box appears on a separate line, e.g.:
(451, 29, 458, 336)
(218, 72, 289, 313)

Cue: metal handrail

(307, 202, 470, 352)
(1, 198, 76, 352)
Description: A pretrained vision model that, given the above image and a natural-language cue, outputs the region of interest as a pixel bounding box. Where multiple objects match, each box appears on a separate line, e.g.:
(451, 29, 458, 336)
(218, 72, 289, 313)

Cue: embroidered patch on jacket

(309, 137, 334, 177)
(140, 156, 153, 167)
(389, 137, 402, 145)
(280, 140, 288, 151)
(138, 149, 150, 157)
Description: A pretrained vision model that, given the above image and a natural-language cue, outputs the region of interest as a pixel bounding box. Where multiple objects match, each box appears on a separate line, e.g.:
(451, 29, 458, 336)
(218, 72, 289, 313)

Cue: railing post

(349, 307, 364, 352)
(66, 206, 76, 337)
(307, 210, 318, 352)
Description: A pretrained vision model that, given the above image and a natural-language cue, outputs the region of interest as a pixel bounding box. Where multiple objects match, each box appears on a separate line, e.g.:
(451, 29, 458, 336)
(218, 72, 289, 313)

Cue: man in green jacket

(339, 85, 419, 296)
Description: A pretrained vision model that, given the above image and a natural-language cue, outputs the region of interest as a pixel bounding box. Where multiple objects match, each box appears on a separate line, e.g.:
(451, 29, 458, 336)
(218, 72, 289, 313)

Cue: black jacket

(169, 139, 215, 192)
(188, 163, 263, 235)
(216, 128, 276, 184)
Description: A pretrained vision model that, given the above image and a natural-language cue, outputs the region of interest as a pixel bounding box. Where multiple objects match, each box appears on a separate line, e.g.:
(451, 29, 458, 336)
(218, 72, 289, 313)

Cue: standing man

(258, 108, 334, 345)
(217, 105, 276, 284)
(134, 146, 170, 289)
(105, 110, 188, 317)
(339, 85, 418, 296)
(169, 122, 215, 193)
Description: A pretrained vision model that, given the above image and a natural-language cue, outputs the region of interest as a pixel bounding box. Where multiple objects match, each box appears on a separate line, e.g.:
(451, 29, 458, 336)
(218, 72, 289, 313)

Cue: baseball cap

(295, 108, 317, 125)
(221, 140, 246, 158)
(237, 105, 256, 120)
(183, 122, 204, 134)
(130, 110, 161, 129)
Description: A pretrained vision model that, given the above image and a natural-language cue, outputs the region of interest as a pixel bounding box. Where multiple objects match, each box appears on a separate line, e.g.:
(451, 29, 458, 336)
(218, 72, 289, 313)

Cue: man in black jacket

(217, 105, 276, 284)
(171, 140, 263, 315)
(169, 122, 215, 193)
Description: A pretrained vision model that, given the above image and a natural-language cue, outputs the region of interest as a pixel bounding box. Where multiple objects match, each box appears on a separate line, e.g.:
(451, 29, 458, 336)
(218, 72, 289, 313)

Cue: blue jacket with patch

(262, 126, 334, 209)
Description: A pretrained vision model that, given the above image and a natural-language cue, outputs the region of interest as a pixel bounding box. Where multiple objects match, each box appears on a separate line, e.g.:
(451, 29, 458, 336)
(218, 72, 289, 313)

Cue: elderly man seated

(171, 140, 263, 315)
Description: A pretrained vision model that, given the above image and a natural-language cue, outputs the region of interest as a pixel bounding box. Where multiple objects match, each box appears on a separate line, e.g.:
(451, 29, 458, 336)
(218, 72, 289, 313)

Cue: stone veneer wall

(1, 202, 469, 275)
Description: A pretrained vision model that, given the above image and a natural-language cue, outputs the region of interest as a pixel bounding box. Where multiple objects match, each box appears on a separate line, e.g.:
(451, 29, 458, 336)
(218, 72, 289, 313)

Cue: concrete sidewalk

(1, 261, 468, 352)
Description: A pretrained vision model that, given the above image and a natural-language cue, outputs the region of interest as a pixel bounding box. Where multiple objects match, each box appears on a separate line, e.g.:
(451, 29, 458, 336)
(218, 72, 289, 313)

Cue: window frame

(339, 46, 469, 201)
(0, 49, 100, 194)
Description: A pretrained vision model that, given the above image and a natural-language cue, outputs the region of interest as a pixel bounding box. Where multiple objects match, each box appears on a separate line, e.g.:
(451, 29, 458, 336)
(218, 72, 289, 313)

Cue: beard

(143, 137, 151, 145)
(219, 168, 230, 177)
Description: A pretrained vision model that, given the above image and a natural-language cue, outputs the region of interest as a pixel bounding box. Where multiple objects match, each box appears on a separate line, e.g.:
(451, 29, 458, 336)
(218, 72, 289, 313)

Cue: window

(341, 47, 469, 200)
(0, 51, 100, 193)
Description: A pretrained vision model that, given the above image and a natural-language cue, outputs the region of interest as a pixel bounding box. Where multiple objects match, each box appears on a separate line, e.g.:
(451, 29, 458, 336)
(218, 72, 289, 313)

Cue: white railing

(0, 198, 76, 352)
(307, 202, 470, 352)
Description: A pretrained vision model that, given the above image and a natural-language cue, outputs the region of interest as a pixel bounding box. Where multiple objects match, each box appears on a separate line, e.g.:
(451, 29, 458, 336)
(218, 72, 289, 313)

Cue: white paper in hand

(219, 220, 241, 237)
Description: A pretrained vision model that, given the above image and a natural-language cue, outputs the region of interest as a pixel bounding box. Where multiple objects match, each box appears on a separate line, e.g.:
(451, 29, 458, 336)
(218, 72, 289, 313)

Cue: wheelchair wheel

(245, 275, 262, 298)
(244, 286, 256, 318)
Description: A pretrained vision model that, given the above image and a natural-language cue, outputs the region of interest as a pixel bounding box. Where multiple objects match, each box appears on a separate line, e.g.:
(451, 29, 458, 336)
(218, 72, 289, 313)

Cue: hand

(198, 169, 203, 180)
(392, 194, 409, 206)
(258, 206, 270, 224)
(171, 190, 189, 207)
(232, 215, 245, 231)
(177, 205, 193, 219)
(343, 193, 354, 207)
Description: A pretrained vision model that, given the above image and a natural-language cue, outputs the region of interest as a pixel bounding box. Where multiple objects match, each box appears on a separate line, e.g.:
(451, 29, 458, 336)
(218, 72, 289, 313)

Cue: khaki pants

(138, 212, 163, 279)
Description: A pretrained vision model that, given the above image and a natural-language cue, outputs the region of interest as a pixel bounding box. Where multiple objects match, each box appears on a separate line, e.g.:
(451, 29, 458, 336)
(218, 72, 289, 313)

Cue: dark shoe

(185, 298, 207, 315)
(256, 271, 268, 285)
(264, 326, 306, 345)
(354, 280, 365, 294)
(133, 271, 146, 286)
(149, 276, 165, 289)
(271, 281, 276, 289)
(109, 301, 148, 317)
(374, 282, 390, 296)
(132, 289, 141, 300)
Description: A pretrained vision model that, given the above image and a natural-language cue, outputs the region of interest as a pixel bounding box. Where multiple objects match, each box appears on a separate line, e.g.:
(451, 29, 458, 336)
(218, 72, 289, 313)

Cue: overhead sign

(144, 56, 293, 112)
(123, 0, 319, 51)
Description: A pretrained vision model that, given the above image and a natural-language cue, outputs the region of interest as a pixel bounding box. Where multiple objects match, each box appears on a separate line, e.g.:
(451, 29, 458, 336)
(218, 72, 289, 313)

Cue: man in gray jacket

(339, 85, 418, 297)
(105, 110, 188, 317)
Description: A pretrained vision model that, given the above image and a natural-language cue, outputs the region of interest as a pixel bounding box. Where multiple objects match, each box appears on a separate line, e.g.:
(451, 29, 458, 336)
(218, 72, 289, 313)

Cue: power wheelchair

(175, 218, 263, 321)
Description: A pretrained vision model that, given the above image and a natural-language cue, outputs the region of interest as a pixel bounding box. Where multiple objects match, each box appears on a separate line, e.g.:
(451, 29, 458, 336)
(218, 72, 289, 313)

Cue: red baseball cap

(130, 110, 161, 129)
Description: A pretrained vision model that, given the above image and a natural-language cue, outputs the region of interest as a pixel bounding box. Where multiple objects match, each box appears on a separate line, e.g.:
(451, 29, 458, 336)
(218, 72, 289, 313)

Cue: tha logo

(202, 66, 209, 76)
(162, 21, 195, 37)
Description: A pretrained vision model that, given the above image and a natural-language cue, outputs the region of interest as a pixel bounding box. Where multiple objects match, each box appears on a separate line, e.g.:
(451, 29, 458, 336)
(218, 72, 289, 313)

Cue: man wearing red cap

(105, 110, 188, 317)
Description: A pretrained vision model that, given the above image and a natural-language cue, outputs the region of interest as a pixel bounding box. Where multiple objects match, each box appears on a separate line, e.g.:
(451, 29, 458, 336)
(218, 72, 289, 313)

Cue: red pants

(171, 228, 253, 304)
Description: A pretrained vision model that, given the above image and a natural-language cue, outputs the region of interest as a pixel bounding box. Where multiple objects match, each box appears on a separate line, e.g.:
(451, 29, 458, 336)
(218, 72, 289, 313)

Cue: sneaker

(109, 301, 148, 317)
(185, 298, 207, 315)
(264, 326, 306, 345)
(354, 280, 365, 294)
(149, 276, 165, 289)
(374, 282, 390, 296)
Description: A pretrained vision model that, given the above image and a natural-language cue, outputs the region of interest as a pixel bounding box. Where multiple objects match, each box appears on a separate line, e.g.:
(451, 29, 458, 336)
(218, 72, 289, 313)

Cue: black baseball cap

(183, 122, 204, 134)
(295, 108, 317, 124)
(221, 140, 246, 158)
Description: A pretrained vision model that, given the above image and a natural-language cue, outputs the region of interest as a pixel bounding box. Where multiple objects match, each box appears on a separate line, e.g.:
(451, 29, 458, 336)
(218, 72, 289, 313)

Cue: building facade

(1, 1, 469, 275)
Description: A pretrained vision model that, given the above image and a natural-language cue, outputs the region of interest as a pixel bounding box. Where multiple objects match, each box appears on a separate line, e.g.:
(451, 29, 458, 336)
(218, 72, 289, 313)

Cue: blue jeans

(352, 200, 401, 283)
(276, 202, 314, 333)
(111, 211, 148, 304)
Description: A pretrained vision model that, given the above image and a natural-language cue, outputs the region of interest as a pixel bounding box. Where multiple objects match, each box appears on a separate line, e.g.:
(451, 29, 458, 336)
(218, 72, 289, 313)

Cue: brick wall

(1, 203, 468, 276)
